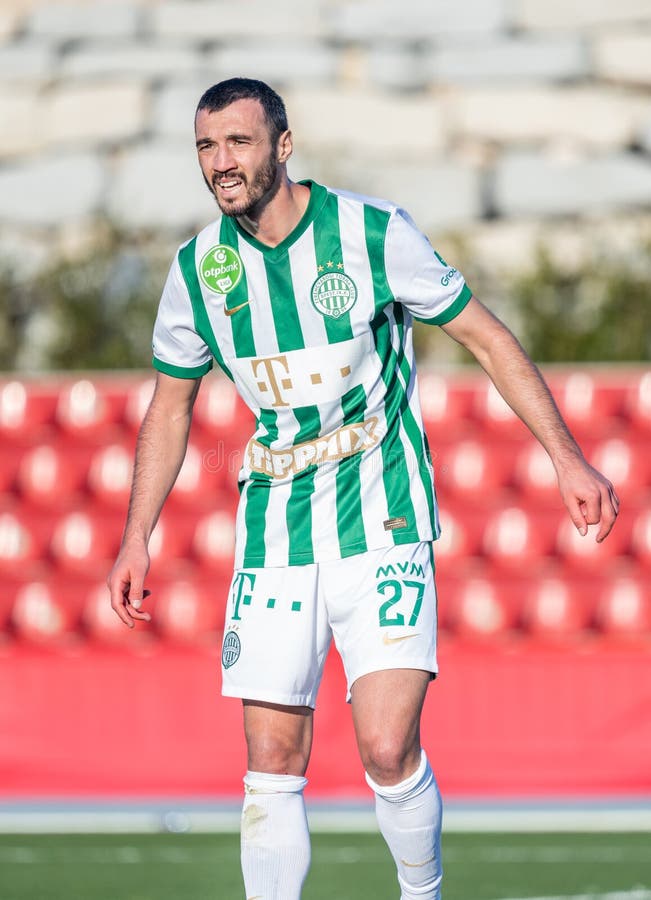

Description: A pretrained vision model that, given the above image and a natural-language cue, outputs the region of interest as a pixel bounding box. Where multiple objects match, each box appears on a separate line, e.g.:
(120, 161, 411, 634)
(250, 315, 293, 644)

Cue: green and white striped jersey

(152, 180, 471, 568)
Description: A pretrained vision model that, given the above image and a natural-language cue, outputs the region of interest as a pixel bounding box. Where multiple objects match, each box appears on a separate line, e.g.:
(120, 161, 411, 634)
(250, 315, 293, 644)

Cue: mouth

(213, 175, 245, 197)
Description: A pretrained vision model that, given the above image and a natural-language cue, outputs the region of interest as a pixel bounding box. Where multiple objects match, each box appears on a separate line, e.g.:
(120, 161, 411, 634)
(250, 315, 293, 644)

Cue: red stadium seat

(148, 512, 195, 570)
(555, 516, 630, 571)
(191, 510, 236, 573)
(123, 377, 155, 433)
(631, 509, 651, 568)
(0, 380, 57, 437)
(0, 445, 20, 494)
(588, 438, 651, 500)
(435, 508, 484, 563)
(83, 581, 154, 646)
(435, 438, 516, 500)
(55, 379, 126, 443)
(513, 441, 560, 505)
(192, 376, 253, 455)
(447, 577, 520, 640)
(167, 442, 229, 508)
(522, 577, 595, 640)
(482, 506, 557, 569)
(472, 382, 528, 438)
(17, 443, 89, 508)
(49, 509, 121, 574)
(11, 578, 85, 645)
(86, 443, 134, 507)
(625, 371, 651, 433)
(596, 578, 651, 637)
(153, 579, 225, 643)
(0, 509, 49, 575)
(549, 371, 625, 438)
(419, 373, 476, 439)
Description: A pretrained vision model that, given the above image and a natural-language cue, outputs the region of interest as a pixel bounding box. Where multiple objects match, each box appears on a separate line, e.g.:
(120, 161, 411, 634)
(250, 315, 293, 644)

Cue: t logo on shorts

(232, 571, 256, 620)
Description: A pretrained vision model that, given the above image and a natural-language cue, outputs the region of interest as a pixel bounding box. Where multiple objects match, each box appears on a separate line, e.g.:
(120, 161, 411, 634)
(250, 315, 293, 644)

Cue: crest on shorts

(200, 244, 243, 294)
(311, 271, 357, 319)
(222, 630, 241, 668)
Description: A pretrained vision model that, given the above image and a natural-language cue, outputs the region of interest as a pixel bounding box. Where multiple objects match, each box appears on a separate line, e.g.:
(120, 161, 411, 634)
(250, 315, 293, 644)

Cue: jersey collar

(232, 180, 327, 260)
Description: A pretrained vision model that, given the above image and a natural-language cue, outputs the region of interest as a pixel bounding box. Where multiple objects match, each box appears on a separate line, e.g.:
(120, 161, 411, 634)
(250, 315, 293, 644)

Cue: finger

(596, 489, 619, 544)
(123, 588, 152, 623)
(567, 495, 589, 536)
(109, 575, 135, 628)
(127, 587, 153, 622)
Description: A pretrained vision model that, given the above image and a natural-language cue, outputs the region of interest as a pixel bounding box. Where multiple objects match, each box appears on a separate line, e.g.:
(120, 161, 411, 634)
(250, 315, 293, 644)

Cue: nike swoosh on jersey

(382, 632, 421, 645)
(224, 299, 250, 316)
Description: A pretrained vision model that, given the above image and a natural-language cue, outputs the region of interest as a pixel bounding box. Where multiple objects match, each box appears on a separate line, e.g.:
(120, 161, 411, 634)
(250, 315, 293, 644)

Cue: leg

(240, 700, 313, 900)
(352, 669, 443, 900)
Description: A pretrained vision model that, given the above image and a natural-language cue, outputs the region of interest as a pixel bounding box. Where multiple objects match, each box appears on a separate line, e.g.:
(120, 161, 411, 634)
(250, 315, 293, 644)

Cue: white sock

(240, 770, 311, 900)
(365, 750, 443, 900)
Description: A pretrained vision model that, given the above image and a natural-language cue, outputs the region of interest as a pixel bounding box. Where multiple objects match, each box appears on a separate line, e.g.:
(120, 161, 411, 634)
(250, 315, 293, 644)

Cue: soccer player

(107, 78, 619, 899)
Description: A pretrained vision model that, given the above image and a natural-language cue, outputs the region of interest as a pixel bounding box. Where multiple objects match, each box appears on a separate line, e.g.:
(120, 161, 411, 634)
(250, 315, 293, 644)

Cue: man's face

(195, 99, 284, 218)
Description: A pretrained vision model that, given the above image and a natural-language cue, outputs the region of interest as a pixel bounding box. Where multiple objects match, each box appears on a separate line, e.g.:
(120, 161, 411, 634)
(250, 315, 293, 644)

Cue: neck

(237, 178, 310, 247)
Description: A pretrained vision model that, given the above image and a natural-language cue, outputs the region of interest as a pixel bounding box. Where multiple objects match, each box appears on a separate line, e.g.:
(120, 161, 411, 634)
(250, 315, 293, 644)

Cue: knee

(246, 730, 310, 776)
(359, 734, 420, 786)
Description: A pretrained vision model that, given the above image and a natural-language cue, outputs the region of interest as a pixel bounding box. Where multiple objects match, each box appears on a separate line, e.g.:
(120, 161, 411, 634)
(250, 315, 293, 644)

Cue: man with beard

(108, 78, 618, 900)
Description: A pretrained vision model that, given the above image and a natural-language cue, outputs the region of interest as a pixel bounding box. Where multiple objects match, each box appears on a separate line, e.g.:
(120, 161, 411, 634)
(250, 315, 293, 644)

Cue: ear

(277, 130, 293, 164)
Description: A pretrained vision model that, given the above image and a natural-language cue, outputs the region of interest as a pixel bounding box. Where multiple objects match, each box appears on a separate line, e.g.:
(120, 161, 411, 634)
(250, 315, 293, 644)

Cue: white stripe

(336, 192, 377, 335)
(236, 237, 279, 356)
(261, 408, 303, 565)
(288, 223, 329, 346)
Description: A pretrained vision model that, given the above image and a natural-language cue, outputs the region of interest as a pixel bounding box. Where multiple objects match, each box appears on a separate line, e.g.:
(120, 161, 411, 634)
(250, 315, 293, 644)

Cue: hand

(107, 542, 153, 629)
(556, 457, 620, 543)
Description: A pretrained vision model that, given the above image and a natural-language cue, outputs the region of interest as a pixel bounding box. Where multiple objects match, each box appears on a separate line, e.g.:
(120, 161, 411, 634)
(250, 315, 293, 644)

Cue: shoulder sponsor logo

(311, 271, 357, 319)
(440, 267, 457, 287)
(200, 244, 243, 294)
(248, 417, 378, 479)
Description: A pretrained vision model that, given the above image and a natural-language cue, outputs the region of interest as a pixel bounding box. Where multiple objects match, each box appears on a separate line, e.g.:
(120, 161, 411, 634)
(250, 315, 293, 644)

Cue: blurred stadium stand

(0, 370, 649, 799)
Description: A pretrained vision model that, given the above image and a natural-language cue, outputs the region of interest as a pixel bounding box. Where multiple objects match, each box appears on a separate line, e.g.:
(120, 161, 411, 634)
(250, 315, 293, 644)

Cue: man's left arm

(440, 295, 620, 542)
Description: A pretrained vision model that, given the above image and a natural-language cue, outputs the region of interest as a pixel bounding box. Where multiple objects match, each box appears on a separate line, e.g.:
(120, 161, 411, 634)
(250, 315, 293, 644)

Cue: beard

(203, 149, 281, 219)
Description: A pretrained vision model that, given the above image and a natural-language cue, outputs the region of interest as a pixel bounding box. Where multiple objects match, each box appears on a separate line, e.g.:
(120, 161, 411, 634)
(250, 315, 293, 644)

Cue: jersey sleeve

(384, 208, 472, 325)
(152, 253, 213, 379)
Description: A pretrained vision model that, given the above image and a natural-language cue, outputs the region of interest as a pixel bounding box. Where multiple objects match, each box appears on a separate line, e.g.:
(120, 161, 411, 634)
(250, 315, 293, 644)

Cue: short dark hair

(196, 78, 289, 143)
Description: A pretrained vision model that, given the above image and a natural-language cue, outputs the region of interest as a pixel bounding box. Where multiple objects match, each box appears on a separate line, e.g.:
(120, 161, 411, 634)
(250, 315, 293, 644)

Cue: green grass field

(0, 831, 649, 900)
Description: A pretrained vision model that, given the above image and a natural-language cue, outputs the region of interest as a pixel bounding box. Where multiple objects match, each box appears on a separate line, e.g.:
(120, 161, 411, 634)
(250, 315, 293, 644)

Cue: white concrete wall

(1, 0, 650, 273)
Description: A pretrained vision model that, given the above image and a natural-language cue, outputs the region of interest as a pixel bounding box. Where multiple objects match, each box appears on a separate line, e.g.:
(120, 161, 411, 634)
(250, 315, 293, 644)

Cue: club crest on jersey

(200, 244, 243, 294)
(222, 630, 241, 668)
(311, 271, 357, 319)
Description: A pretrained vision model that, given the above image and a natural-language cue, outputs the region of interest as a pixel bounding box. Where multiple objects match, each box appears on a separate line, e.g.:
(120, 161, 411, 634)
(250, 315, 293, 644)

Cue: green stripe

(392, 306, 437, 535)
(241, 408, 278, 567)
(264, 255, 305, 352)
(219, 218, 256, 357)
(415, 283, 473, 325)
(364, 209, 420, 546)
(177, 238, 233, 381)
(363, 204, 393, 316)
(336, 385, 368, 556)
(312, 191, 354, 342)
(152, 357, 212, 379)
(286, 404, 320, 565)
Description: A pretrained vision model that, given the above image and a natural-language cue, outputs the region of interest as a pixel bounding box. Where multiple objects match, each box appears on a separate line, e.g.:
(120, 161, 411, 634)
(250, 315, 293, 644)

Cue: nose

(212, 143, 237, 174)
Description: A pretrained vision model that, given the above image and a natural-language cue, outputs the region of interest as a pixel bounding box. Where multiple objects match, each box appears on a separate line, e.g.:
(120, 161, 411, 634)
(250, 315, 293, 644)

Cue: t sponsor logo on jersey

(222, 630, 241, 668)
(311, 271, 357, 319)
(200, 244, 243, 294)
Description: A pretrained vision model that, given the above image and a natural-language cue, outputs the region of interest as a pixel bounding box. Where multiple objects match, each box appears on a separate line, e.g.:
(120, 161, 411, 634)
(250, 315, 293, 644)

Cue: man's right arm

(107, 372, 202, 628)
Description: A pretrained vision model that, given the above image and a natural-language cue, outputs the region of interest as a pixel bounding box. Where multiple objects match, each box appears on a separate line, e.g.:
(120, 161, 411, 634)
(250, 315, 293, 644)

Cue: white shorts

(221, 541, 438, 708)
